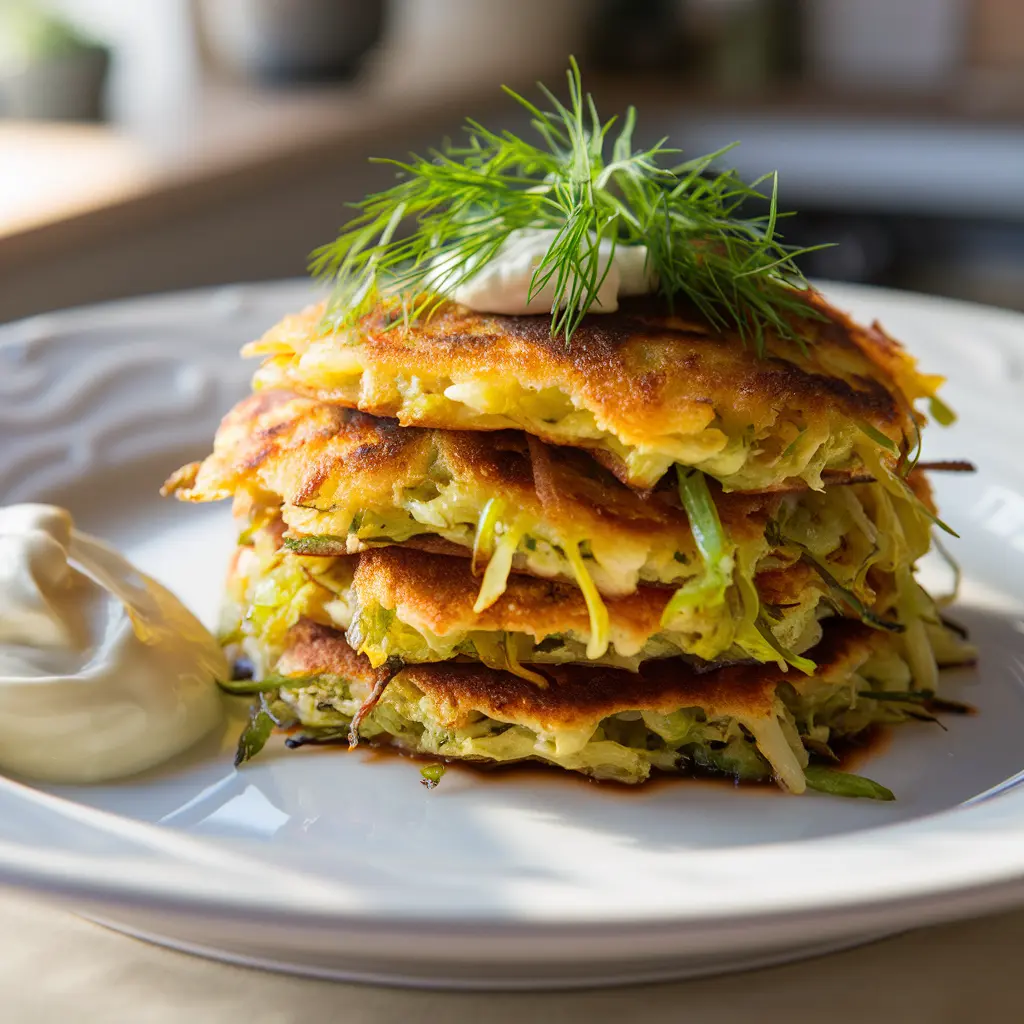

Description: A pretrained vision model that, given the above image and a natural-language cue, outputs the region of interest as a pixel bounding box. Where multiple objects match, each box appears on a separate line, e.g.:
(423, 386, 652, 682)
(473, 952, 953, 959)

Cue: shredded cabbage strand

(859, 443, 958, 538)
(731, 551, 816, 673)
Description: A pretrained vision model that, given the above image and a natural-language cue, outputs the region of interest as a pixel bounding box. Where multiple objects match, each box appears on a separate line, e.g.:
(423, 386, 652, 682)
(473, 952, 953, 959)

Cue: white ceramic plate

(2, 280, 1024, 989)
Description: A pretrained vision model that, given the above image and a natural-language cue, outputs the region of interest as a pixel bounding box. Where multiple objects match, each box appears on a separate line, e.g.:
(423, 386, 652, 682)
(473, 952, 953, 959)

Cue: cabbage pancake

(222, 539, 825, 678)
(346, 548, 822, 673)
(247, 293, 944, 491)
(168, 391, 935, 664)
(232, 617, 966, 796)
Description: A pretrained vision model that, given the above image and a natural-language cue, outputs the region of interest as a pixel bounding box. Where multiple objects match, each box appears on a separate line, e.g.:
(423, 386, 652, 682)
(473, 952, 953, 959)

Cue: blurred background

(0, 0, 1022, 323)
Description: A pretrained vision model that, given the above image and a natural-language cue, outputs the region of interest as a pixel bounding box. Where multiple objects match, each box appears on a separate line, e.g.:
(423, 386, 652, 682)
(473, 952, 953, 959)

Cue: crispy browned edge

(277, 617, 879, 729)
(164, 389, 781, 545)
(351, 545, 816, 640)
(252, 291, 913, 449)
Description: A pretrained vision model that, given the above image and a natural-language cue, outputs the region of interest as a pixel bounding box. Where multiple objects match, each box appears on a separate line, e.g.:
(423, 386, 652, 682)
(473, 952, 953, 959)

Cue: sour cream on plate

(0, 504, 224, 783)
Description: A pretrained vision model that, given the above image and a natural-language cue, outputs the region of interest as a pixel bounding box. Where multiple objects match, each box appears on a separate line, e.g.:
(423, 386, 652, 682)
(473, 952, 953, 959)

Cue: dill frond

(310, 58, 829, 349)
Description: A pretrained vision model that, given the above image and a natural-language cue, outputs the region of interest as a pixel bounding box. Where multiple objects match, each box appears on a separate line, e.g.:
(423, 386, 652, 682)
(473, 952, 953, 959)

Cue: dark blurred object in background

(0, 0, 110, 120)
(585, 0, 1024, 311)
(2, 0, 1024, 323)
(680, 0, 800, 94)
(588, 0, 803, 93)
(588, 0, 688, 74)
(197, 0, 386, 84)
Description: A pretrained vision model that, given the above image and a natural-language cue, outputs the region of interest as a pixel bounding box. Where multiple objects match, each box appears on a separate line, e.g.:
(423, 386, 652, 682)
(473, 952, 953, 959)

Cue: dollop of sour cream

(438, 228, 657, 316)
(0, 505, 225, 783)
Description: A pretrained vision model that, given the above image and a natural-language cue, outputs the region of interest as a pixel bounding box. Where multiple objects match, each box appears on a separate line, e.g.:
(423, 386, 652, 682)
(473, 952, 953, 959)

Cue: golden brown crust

(164, 389, 780, 552)
(752, 562, 817, 607)
(279, 618, 880, 731)
(352, 546, 817, 644)
(278, 618, 377, 683)
(164, 389, 434, 509)
(353, 546, 673, 641)
(249, 292, 915, 472)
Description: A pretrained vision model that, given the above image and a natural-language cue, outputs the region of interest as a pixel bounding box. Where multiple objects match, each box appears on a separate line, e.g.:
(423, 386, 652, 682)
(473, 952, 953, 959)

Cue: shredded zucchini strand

(473, 518, 526, 612)
(662, 468, 735, 624)
(804, 766, 894, 801)
(857, 421, 900, 455)
(504, 633, 549, 687)
(752, 616, 816, 675)
(799, 552, 905, 633)
(472, 497, 505, 575)
(729, 545, 813, 673)
(564, 539, 611, 659)
(677, 468, 730, 572)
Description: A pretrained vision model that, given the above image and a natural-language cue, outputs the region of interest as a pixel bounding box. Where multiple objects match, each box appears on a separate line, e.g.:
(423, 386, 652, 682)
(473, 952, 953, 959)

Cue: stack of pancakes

(166, 293, 970, 794)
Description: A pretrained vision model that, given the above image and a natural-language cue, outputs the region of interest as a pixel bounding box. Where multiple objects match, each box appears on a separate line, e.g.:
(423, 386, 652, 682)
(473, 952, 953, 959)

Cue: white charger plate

(2, 279, 1024, 989)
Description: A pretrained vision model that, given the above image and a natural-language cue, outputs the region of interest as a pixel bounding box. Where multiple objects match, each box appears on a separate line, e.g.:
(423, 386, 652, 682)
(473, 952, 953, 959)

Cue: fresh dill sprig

(310, 57, 829, 348)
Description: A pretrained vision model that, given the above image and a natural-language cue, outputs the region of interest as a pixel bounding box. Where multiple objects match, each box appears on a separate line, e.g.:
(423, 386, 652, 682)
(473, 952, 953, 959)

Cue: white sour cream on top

(437, 228, 657, 315)
(0, 504, 225, 783)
